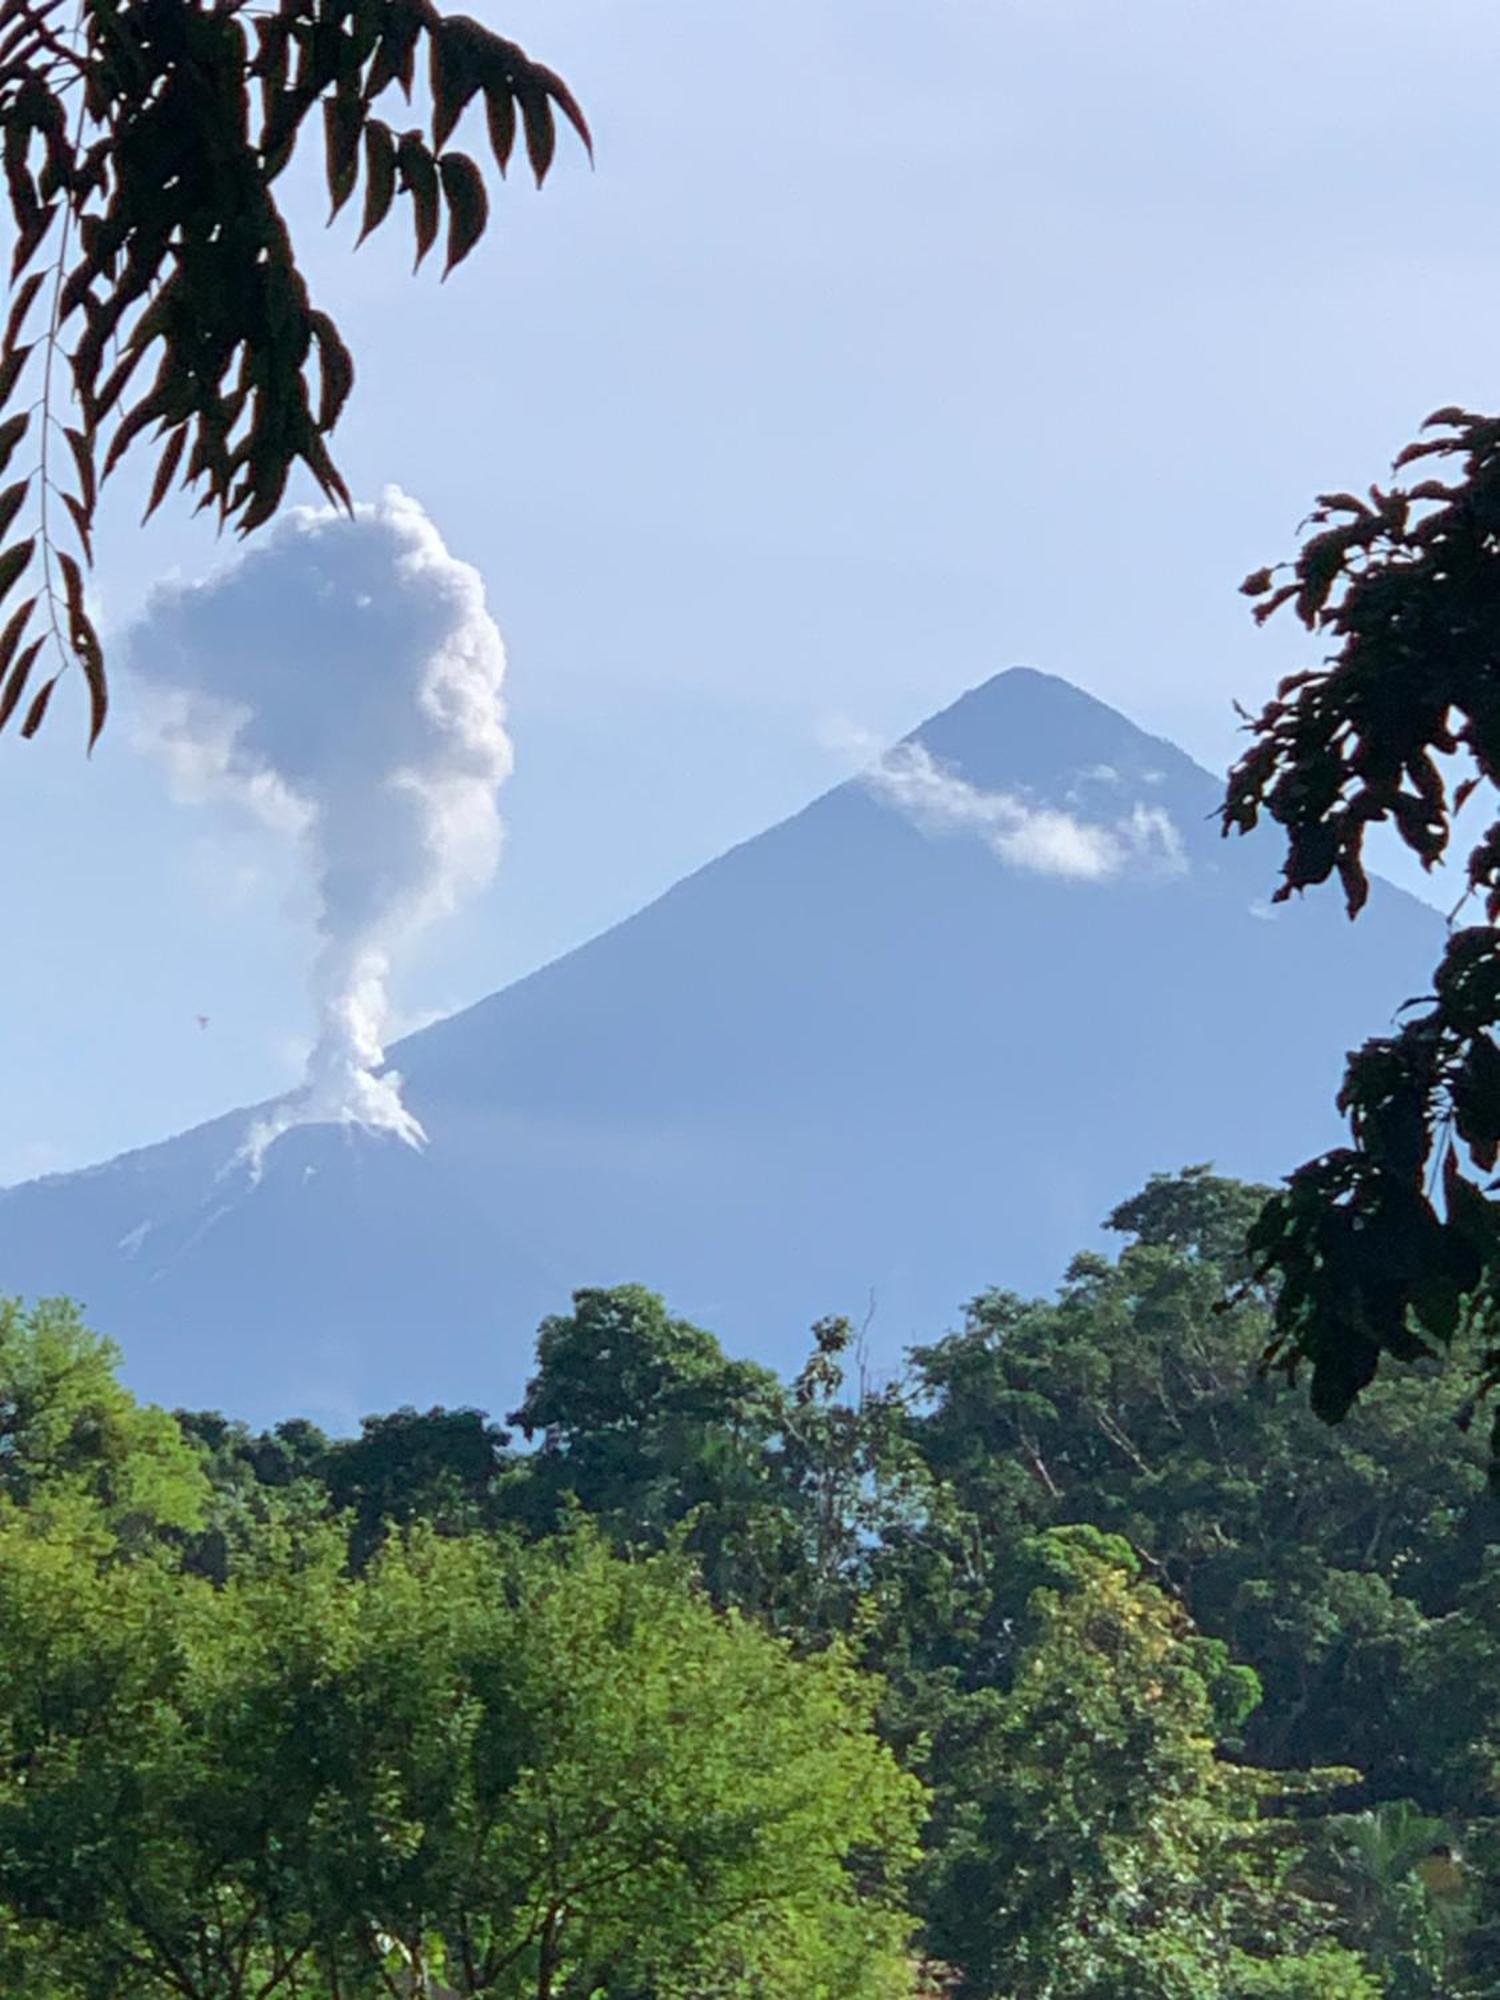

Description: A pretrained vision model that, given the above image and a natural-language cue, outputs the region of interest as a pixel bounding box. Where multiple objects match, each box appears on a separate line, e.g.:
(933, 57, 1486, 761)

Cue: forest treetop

(7, 1165, 1494, 1993)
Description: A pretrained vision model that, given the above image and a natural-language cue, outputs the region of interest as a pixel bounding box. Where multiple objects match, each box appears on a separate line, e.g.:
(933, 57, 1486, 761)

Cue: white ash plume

(129, 487, 511, 1172)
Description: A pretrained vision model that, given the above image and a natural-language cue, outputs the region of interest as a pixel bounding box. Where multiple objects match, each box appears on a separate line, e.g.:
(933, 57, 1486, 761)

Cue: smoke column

(128, 487, 511, 1170)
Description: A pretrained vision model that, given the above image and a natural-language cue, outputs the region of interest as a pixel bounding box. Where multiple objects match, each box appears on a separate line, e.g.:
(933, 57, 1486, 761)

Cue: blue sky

(3, 0, 1496, 1182)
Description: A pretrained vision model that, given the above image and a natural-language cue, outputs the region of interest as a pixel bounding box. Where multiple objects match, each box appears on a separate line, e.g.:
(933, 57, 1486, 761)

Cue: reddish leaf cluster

(0, 0, 588, 745)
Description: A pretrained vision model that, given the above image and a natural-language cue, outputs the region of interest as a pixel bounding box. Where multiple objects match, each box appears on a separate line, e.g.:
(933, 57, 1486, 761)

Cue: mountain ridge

(0, 668, 1440, 1424)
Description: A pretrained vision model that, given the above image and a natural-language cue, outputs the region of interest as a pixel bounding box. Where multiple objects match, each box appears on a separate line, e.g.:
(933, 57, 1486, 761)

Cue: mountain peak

(908, 668, 1207, 802)
(0, 669, 1440, 1424)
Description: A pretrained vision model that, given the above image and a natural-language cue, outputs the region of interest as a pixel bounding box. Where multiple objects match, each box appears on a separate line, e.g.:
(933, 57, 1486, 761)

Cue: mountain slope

(0, 670, 1440, 1425)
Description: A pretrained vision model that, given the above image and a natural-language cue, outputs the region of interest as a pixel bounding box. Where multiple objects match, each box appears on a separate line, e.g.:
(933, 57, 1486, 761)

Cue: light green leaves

(0, 1514, 920, 2000)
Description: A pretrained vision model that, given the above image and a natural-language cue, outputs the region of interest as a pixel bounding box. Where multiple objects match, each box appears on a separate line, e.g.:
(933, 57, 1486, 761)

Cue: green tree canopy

(507, 1283, 793, 1599)
(902, 1170, 1493, 1796)
(0, 1508, 924, 1998)
(920, 1526, 1374, 2000)
(13, 1176, 1498, 1994)
(0, 1294, 206, 1532)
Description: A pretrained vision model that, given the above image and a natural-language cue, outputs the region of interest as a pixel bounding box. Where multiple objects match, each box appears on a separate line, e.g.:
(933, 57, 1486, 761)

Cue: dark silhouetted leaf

(56, 547, 86, 630)
(143, 426, 188, 522)
(397, 130, 440, 269)
(357, 120, 397, 243)
(62, 428, 94, 513)
(438, 151, 487, 276)
(324, 93, 363, 219)
(309, 312, 354, 430)
(9, 201, 55, 282)
(484, 81, 516, 175)
(0, 414, 28, 480)
(2, 271, 43, 354)
(534, 61, 592, 161)
(0, 477, 29, 545)
(77, 616, 105, 748)
(430, 17, 484, 153)
(515, 79, 554, 186)
(0, 593, 35, 678)
(366, 3, 422, 100)
(235, 455, 292, 536)
(18, 669, 56, 737)
(0, 342, 32, 408)
(0, 537, 34, 609)
(0, 635, 42, 732)
(61, 490, 93, 561)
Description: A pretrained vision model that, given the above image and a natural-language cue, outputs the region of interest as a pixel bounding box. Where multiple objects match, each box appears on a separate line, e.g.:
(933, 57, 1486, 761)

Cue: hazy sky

(3, 0, 1496, 1183)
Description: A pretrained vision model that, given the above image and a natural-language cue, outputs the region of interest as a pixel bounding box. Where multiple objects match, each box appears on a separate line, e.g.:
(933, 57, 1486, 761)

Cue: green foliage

(1298, 1802, 1467, 2000)
(1227, 1945, 1383, 1999)
(0, 1294, 206, 1531)
(903, 1170, 1492, 1798)
(1226, 411, 1500, 1450)
(0, 0, 588, 743)
(920, 1529, 1370, 1999)
(511, 1283, 783, 1479)
(322, 1401, 513, 1564)
(0, 1506, 921, 1997)
(508, 1283, 796, 1607)
(13, 1171, 1500, 1994)
(486, 1211, 1474, 1994)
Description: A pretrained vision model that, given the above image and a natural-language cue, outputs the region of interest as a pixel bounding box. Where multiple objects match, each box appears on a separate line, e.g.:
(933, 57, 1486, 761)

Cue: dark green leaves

(1230, 408, 1500, 1453)
(1452, 1032, 1500, 1173)
(0, 0, 588, 745)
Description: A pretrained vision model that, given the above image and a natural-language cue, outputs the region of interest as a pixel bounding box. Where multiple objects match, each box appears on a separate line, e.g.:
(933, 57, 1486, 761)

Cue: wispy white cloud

(849, 735, 1187, 882)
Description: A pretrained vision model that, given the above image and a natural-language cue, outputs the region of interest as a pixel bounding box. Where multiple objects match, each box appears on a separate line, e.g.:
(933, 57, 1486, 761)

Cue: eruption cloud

(129, 487, 511, 1171)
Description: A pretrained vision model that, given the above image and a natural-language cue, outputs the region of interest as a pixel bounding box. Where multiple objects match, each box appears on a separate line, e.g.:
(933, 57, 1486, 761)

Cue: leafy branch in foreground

(0, 0, 589, 746)
(1226, 410, 1500, 1453)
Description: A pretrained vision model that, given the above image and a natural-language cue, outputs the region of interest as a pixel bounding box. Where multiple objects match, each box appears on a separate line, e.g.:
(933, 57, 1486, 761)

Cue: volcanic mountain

(0, 670, 1439, 1425)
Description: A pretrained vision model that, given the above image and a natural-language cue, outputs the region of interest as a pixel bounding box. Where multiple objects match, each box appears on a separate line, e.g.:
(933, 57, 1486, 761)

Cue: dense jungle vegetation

(2, 1167, 1497, 1997)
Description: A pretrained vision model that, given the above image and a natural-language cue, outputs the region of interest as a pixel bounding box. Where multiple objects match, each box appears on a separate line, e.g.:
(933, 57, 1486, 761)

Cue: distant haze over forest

(0, 669, 1439, 1426)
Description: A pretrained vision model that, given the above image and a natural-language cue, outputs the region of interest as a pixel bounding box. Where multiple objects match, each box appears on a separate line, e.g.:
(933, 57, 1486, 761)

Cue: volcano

(0, 670, 1439, 1425)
